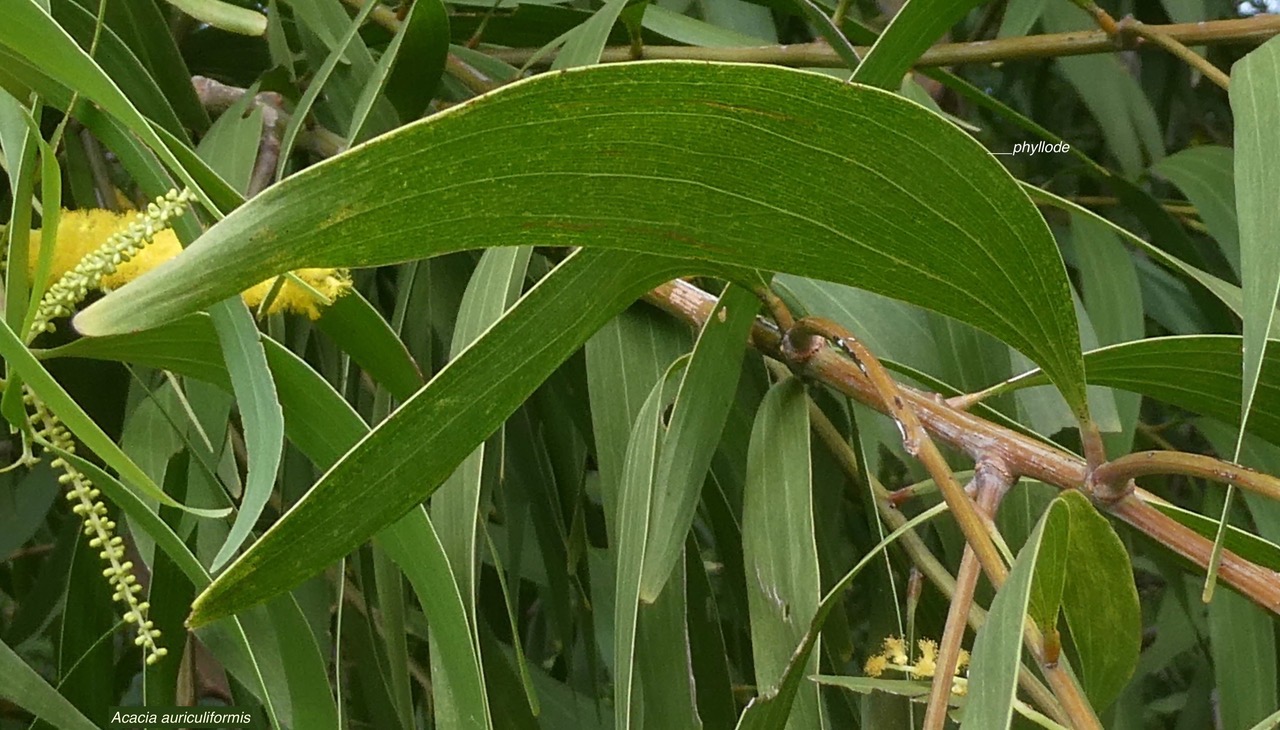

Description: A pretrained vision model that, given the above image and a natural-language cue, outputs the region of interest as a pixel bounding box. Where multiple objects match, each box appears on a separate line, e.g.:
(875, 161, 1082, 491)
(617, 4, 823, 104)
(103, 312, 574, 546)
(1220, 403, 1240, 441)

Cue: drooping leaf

(77, 62, 1091, 423)
(1151, 145, 1239, 275)
(640, 283, 757, 601)
(1232, 37, 1280, 445)
(742, 378, 824, 729)
(613, 359, 682, 730)
(852, 0, 983, 88)
(961, 495, 1070, 729)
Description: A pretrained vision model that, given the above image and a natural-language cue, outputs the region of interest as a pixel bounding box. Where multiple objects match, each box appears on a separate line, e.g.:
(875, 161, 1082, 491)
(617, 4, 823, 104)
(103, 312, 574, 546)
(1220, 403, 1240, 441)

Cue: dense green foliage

(2, 0, 1280, 728)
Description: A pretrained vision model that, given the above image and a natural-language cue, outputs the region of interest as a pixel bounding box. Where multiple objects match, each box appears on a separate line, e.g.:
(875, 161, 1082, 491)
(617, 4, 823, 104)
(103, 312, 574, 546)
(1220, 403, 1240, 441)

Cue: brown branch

(192, 76, 346, 161)
(1119, 16, 1233, 91)
(786, 365, 1071, 723)
(784, 318, 1008, 588)
(783, 317, 1100, 728)
(643, 279, 1280, 615)
(1091, 451, 1280, 502)
(924, 460, 1012, 730)
(486, 15, 1280, 69)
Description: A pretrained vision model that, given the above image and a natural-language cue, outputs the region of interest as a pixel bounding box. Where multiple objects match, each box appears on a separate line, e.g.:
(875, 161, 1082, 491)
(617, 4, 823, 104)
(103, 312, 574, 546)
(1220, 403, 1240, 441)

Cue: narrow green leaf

(614, 360, 682, 730)
(852, 0, 983, 88)
(0, 636, 98, 730)
(1151, 146, 1239, 275)
(551, 0, 631, 70)
(50, 0, 188, 140)
(187, 249, 685, 626)
(640, 283, 757, 601)
(961, 495, 1070, 729)
(1040, 4, 1164, 176)
(998, 0, 1047, 37)
(381, 0, 449, 121)
(1146, 499, 1280, 574)
(788, 0, 860, 71)
(314, 290, 425, 401)
(431, 246, 529, 727)
(1208, 586, 1278, 730)
(208, 299, 285, 571)
(77, 62, 1091, 424)
(194, 87, 264, 195)
(586, 307, 691, 537)
(1059, 492, 1141, 712)
(161, 0, 266, 36)
(277, 0, 378, 179)
(743, 378, 824, 729)
(1232, 36, 1280, 442)
(0, 316, 228, 517)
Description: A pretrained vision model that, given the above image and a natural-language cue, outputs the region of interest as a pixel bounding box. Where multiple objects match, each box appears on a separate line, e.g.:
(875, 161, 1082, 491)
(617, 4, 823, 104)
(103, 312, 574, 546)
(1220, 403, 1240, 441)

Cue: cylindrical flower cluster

(25, 390, 168, 664)
(29, 188, 197, 339)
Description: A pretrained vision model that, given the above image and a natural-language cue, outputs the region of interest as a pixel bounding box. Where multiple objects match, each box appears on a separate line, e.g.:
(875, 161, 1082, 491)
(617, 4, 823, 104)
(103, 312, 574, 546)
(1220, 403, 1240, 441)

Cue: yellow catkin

(28, 208, 350, 318)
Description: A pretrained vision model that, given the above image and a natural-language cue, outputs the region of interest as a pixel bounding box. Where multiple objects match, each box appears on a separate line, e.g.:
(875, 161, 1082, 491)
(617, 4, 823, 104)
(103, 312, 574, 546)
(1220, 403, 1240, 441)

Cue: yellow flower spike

(955, 648, 971, 674)
(864, 653, 888, 678)
(883, 635, 909, 666)
(28, 203, 351, 322)
(241, 267, 353, 318)
(27, 209, 131, 284)
(913, 638, 938, 678)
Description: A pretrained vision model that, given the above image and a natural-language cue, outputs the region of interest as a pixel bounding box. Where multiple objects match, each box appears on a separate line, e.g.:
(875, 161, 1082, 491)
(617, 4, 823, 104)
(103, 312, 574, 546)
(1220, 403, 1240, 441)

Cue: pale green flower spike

(25, 391, 168, 664)
(29, 188, 197, 338)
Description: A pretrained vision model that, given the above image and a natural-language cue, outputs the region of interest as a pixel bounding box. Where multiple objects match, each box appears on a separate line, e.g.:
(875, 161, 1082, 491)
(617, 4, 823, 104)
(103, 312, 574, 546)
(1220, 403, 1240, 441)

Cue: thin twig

(1091, 451, 1280, 502)
(784, 317, 1009, 587)
(643, 279, 1280, 615)
(485, 15, 1280, 69)
(799, 377, 1071, 725)
(1120, 17, 1233, 91)
(924, 460, 1012, 730)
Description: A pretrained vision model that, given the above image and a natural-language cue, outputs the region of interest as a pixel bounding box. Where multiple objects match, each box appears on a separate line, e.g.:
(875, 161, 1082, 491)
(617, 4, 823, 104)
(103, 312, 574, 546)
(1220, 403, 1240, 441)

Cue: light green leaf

(640, 283, 757, 601)
(743, 378, 824, 730)
(853, 0, 984, 88)
(614, 359, 683, 730)
(431, 246, 529, 727)
(208, 300, 285, 571)
(1209, 586, 1278, 729)
(998, 0, 1047, 37)
(161, 0, 266, 36)
(1151, 146, 1239, 275)
(77, 62, 1090, 423)
(961, 495, 1070, 729)
(0, 636, 98, 730)
(1232, 37, 1280, 444)
(552, 0, 631, 70)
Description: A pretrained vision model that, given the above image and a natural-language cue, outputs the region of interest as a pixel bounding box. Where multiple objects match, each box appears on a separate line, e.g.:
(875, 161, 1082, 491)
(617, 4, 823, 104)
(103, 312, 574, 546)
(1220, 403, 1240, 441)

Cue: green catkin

(20, 188, 196, 665)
